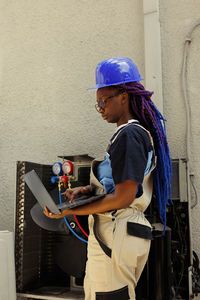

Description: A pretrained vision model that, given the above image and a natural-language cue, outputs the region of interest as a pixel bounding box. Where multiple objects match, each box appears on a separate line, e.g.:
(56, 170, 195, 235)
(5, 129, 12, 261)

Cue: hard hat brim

(87, 78, 143, 90)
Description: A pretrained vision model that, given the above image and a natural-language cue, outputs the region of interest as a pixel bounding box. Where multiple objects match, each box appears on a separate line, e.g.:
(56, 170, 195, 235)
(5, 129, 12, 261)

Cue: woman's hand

(43, 185, 93, 219)
(62, 185, 93, 203)
(43, 206, 71, 219)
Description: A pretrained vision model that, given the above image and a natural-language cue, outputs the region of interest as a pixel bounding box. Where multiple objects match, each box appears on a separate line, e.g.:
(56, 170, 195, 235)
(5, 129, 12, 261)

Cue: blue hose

(59, 190, 88, 244)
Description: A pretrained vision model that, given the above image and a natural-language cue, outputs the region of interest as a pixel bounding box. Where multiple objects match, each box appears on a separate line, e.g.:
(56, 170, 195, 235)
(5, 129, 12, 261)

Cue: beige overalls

(84, 125, 156, 300)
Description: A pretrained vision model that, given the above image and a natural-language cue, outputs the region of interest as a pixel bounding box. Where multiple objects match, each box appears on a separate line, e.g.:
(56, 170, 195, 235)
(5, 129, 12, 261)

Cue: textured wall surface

(159, 0, 200, 287)
(1, 0, 200, 298)
(0, 0, 144, 231)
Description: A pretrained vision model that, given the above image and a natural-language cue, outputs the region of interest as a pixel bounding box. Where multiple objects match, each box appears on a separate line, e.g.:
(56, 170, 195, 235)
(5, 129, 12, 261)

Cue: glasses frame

(95, 90, 123, 112)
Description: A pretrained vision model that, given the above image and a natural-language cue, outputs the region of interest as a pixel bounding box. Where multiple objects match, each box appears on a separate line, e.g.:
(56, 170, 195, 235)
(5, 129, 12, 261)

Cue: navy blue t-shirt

(108, 124, 153, 185)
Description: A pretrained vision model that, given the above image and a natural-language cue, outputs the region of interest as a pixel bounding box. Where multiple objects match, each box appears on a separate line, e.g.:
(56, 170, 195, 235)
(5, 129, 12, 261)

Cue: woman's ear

(121, 92, 129, 105)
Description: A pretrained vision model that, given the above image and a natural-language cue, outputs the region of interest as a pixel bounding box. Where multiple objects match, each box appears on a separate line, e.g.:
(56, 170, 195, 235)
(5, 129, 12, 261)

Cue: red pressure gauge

(62, 160, 74, 175)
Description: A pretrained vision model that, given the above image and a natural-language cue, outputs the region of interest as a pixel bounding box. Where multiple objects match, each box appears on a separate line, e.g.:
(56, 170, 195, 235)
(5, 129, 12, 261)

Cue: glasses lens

(95, 92, 123, 112)
(95, 104, 100, 111)
(95, 101, 105, 112)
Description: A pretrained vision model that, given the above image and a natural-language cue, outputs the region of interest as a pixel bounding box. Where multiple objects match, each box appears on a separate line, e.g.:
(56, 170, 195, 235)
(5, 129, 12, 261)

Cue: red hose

(73, 215, 88, 238)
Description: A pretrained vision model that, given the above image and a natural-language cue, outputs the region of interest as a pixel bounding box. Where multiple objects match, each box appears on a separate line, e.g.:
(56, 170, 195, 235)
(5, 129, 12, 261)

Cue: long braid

(117, 82, 172, 229)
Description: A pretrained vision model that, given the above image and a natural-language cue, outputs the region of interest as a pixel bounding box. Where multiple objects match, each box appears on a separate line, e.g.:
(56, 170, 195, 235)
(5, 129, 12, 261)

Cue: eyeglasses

(95, 91, 122, 112)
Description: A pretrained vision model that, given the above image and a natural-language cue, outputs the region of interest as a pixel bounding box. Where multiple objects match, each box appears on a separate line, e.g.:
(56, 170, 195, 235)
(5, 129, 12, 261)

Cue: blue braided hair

(116, 82, 172, 229)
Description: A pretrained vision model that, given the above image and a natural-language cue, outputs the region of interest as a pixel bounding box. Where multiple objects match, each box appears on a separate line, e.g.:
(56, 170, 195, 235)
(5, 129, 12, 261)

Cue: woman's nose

(98, 107, 104, 113)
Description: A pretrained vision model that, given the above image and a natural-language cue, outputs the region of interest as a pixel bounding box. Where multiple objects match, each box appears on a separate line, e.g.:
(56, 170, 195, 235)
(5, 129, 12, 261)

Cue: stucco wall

(1, 0, 200, 298)
(159, 0, 200, 266)
(0, 0, 144, 230)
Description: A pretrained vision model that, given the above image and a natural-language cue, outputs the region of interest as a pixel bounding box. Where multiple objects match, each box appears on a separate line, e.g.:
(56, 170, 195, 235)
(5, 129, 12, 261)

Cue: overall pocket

(96, 285, 129, 300)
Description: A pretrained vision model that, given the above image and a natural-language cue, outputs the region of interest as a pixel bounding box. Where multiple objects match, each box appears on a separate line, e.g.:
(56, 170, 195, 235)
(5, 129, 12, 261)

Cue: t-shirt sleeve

(109, 128, 150, 184)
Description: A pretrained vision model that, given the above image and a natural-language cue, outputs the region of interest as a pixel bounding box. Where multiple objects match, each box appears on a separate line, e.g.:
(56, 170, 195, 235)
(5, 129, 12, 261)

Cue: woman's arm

(44, 179, 138, 219)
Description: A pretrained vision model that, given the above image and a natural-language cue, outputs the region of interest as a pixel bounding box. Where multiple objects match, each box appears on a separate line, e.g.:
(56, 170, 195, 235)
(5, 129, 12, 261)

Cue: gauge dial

(52, 162, 62, 175)
(62, 161, 73, 174)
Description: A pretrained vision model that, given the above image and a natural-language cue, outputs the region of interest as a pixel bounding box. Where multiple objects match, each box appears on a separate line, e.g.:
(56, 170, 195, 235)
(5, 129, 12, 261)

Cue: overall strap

(93, 214, 112, 258)
(133, 124, 157, 172)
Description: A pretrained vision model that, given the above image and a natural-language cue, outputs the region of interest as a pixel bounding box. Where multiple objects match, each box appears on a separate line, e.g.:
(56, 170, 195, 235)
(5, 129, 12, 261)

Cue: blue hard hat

(88, 57, 143, 90)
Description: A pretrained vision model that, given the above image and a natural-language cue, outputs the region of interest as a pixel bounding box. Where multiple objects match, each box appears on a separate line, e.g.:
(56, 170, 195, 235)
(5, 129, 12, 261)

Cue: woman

(44, 57, 172, 300)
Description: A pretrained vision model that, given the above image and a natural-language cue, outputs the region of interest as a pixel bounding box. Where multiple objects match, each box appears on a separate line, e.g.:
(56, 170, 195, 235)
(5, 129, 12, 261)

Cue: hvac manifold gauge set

(51, 161, 75, 189)
(51, 160, 88, 243)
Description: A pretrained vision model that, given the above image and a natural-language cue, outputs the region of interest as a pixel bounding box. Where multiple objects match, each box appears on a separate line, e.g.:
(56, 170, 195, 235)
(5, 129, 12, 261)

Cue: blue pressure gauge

(52, 162, 63, 175)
